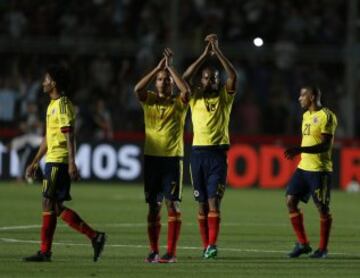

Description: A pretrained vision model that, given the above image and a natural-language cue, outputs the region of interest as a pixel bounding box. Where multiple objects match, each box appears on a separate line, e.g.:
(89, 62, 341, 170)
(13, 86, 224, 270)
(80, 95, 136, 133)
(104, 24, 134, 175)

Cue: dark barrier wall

(0, 141, 359, 189)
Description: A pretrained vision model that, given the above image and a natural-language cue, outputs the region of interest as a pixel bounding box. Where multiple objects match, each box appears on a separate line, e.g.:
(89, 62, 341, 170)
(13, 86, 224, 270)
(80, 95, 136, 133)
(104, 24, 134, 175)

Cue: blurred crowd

(0, 0, 358, 142)
(0, 0, 347, 43)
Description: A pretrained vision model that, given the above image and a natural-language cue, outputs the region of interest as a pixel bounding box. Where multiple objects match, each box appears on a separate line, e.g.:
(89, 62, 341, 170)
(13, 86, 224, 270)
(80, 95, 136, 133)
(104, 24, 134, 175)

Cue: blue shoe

(309, 249, 328, 258)
(204, 245, 217, 259)
(288, 242, 312, 258)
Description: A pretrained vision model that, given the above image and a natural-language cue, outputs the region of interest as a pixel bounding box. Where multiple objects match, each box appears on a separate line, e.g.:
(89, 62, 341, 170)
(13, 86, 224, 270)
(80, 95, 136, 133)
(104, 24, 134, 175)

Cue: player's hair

(46, 64, 70, 93)
(201, 66, 219, 76)
(156, 68, 170, 77)
(302, 85, 321, 99)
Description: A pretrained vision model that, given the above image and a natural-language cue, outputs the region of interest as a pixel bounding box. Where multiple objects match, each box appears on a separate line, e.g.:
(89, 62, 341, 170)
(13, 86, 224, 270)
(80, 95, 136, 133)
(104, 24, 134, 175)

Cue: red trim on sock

(198, 213, 209, 249)
(61, 208, 97, 240)
(147, 214, 161, 253)
(208, 211, 220, 246)
(319, 214, 332, 250)
(40, 212, 57, 253)
(289, 211, 309, 245)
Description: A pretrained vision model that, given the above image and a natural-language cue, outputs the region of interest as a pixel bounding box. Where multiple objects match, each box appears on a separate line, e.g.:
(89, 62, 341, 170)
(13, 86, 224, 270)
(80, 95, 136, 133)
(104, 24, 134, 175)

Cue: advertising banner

(0, 141, 359, 189)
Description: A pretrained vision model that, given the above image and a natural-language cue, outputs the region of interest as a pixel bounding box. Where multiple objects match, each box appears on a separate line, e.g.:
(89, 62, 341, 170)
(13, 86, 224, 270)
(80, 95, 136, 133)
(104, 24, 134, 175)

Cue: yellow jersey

(141, 91, 188, 157)
(46, 96, 75, 163)
(190, 86, 235, 147)
(298, 107, 337, 172)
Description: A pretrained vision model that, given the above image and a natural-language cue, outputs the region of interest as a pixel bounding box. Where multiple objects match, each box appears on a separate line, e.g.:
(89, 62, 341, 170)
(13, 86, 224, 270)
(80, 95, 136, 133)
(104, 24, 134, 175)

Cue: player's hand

(25, 163, 38, 179)
(68, 162, 80, 181)
(205, 33, 218, 47)
(284, 147, 301, 160)
(205, 33, 218, 43)
(163, 48, 173, 67)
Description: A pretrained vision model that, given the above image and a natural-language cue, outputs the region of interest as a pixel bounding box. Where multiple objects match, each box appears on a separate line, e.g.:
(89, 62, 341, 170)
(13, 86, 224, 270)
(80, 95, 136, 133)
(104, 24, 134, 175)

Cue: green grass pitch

(0, 182, 359, 277)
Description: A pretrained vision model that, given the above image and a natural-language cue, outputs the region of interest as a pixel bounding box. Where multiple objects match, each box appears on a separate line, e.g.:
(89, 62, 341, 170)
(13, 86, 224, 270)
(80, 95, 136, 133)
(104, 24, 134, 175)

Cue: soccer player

(134, 48, 189, 263)
(183, 34, 237, 259)
(284, 85, 337, 258)
(24, 65, 106, 262)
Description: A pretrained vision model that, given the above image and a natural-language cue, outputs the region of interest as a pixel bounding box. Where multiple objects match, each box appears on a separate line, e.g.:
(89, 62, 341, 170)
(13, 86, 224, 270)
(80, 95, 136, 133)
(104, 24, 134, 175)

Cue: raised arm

(182, 42, 211, 86)
(134, 57, 166, 101)
(164, 48, 190, 103)
(206, 34, 238, 93)
(25, 137, 47, 178)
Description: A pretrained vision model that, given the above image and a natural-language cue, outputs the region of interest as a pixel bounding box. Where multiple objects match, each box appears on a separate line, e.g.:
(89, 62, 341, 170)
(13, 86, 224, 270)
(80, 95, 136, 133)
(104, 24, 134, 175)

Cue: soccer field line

(1, 237, 359, 258)
(1, 222, 360, 231)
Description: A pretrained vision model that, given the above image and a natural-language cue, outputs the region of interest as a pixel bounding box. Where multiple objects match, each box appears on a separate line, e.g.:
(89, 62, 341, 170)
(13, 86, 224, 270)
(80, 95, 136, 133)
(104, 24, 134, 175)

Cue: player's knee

(198, 202, 209, 215)
(42, 198, 55, 212)
(165, 200, 180, 213)
(208, 197, 220, 212)
(148, 202, 161, 216)
(316, 204, 329, 215)
(54, 203, 65, 217)
(286, 195, 298, 212)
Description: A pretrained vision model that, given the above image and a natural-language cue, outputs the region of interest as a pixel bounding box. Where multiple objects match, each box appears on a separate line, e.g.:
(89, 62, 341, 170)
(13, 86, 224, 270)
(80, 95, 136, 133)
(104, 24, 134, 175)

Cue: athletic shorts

(144, 155, 183, 203)
(190, 148, 227, 202)
(42, 163, 71, 201)
(286, 168, 331, 206)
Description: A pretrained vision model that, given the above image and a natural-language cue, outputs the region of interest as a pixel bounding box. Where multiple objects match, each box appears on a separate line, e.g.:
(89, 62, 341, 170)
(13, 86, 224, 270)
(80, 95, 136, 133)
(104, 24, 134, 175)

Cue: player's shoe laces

(158, 252, 177, 263)
(288, 242, 312, 258)
(144, 251, 159, 263)
(309, 249, 328, 258)
(91, 232, 106, 262)
(23, 251, 51, 262)
(204, 245, 218, 259)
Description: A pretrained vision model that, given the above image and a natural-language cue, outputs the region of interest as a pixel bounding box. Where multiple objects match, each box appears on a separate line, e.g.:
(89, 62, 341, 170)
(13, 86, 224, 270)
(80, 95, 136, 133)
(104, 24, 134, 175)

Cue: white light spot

(253, 37, 264, 47)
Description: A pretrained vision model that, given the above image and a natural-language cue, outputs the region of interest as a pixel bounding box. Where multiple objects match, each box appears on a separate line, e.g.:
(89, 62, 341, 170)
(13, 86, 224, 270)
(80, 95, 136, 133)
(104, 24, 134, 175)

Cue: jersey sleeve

(320, 110, 337, 135)
(58, 98, 75, 132)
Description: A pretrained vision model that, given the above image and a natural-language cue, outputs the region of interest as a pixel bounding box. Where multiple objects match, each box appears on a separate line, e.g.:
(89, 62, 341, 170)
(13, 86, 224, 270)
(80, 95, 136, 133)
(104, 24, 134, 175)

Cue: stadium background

(0, 0, 359, 189)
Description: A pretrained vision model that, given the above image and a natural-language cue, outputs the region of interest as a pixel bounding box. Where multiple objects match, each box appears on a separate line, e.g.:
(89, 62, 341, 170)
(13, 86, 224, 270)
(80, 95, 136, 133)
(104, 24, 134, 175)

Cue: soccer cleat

(91, 232, 106, 262)
(23, 251, 51, 262)
(309, 249, 328, 258)
(144, 251, 159, 263)
(158, 252, 177, 263)
(288, 242, 312, 258)
(204, 245, 218, 259)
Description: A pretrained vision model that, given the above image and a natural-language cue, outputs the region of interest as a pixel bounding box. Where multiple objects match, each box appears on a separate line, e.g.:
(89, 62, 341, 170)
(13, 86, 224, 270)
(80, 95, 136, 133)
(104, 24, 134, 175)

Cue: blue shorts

(42, 163, 71, 201)
(286, 168, 332, 206)
(190, 148, 227, 202)
(144, 155, 183, 203)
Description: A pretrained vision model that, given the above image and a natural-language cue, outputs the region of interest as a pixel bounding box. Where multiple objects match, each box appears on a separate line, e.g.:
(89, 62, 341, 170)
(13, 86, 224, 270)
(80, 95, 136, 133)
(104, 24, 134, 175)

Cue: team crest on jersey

(313, 116, 318, 124)
(193, 190, 200, 197)
(51, 108, 56, 115)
